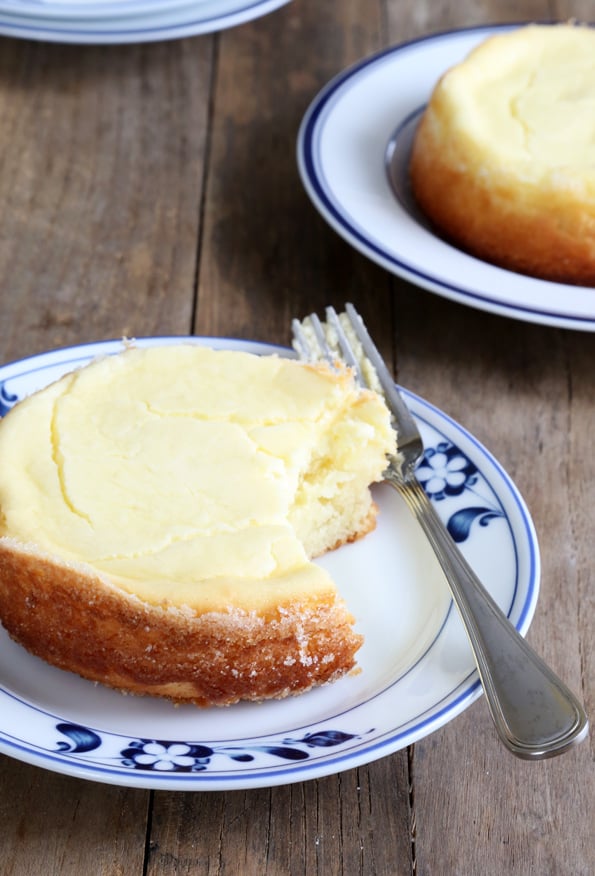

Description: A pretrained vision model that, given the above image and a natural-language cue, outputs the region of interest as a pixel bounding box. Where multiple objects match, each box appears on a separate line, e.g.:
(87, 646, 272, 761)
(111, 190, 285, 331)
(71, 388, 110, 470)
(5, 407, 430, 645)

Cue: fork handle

(388, 474, 589, 759)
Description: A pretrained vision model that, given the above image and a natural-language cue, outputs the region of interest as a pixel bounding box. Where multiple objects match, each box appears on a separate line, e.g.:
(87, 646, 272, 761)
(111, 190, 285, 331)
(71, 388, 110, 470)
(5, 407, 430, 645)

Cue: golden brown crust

(323, 500, 377, 553)
(409, 66, 595, 286)
(0, 345, 395, 705)
(0, 538, 363, 706)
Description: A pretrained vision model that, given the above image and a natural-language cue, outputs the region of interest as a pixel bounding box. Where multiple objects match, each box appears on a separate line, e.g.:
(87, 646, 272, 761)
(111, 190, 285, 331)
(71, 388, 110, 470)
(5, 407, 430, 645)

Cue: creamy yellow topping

(438, 25, 595, 188)
(0, 345, 394, 612)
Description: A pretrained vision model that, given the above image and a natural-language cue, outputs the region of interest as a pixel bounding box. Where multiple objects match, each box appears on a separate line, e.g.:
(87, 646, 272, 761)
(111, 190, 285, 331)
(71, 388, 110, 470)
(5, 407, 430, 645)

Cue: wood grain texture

(0, 757, 148, 876)
(0, 0, 593, 874)
(147, 757, 413, 875)
(384, 3, 594, 874)
(0, 31, 215, 876)
(193, 0, 391, 346)
(0, 37, 212, 360)
(392, 288, 595, 876)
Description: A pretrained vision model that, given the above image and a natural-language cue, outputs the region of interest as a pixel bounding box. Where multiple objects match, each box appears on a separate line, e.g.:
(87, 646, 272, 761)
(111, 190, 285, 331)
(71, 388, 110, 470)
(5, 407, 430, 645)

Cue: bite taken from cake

(0, 343, 396, 706)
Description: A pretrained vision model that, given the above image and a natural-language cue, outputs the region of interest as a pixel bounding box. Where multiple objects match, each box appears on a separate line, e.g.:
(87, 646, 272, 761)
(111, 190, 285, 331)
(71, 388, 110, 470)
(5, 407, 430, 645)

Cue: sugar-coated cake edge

(0, 536, 364, 706)
(0, 344, 394, 706)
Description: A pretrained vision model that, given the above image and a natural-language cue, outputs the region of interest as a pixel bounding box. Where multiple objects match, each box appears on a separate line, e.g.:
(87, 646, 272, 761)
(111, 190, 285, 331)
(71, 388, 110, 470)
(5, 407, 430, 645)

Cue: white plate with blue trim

(297, 24, 595, 331)
(0, 0, 290, 42)
(0, 337, 539, 789)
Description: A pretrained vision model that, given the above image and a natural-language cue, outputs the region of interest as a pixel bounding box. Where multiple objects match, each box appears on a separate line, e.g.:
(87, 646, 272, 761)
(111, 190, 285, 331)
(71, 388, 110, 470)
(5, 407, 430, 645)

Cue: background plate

(297, 24, 595, 331)
(0, 337, 540, 790)
(0, 0, 291, 41)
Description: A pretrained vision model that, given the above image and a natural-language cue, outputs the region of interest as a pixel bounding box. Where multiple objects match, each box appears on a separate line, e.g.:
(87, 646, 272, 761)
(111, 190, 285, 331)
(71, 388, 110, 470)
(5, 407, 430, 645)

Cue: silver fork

(292, 303, 588, 760)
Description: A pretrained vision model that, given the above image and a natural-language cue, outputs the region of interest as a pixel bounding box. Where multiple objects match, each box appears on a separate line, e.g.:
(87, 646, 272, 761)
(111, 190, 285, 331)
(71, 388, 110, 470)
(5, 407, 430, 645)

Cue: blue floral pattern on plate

(55, 722, 368, 774)
(416, 442, 504, 543)
(0, 383, 18, 417)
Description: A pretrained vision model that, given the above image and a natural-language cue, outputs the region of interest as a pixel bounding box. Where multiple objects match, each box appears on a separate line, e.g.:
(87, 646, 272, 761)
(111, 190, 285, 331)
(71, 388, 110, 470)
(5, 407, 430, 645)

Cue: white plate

(0, 337, 539, 790)
(0, 0, 290, 40)
(0, 0, 190, 19)
(297, 24, 595, 331)
(0, 0, 190, 17)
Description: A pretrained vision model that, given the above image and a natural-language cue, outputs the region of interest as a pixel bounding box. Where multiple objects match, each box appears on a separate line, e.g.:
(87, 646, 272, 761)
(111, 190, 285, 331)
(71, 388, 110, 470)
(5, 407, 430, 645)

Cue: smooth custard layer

(0, 344, 395, 613)
(409, 23, 595, 283)
(430, 24, 595, 187)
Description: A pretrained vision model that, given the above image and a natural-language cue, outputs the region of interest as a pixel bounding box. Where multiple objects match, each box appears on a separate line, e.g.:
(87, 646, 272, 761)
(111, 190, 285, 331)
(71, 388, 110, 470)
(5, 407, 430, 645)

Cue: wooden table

(0, 1, 593, 873)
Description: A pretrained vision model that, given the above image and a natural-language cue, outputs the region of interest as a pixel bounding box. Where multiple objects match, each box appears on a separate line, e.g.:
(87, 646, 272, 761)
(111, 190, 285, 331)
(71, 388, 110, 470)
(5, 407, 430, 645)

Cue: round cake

(0, 344, 396, 706)
(409, 23, 595, 285)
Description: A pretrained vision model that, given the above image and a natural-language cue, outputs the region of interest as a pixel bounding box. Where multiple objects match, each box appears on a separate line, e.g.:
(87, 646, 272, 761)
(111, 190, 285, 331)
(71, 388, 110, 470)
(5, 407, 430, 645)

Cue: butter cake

(409, 24, 595, 284)
(0, 344, 396, 705)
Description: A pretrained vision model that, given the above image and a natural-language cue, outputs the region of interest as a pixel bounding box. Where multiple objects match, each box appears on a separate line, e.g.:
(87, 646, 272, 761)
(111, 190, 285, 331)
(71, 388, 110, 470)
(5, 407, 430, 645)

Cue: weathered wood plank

(386, 0, 549, 36)
(394, 288, 595, 876)
(0, 0, 593, 874)
(193, 0, 390, 346)
(384, 3, 594, 874)
(0, 757, 149, 876)
(150, 2, 413, 873)
(0, 36, 212, 364)
(0, 32, 215, 876)
(147, 756, 413, 875)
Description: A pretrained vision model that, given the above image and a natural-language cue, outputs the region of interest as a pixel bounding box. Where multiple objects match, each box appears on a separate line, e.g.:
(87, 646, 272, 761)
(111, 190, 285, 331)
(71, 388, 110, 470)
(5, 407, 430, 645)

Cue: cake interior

(0, 344, 395, 613)
(428, 24, 595, 186)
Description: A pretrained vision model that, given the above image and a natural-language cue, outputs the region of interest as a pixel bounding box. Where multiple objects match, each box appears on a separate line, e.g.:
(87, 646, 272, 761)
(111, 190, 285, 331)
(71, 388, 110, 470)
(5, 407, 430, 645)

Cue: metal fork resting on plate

(292, 303, 588, 760)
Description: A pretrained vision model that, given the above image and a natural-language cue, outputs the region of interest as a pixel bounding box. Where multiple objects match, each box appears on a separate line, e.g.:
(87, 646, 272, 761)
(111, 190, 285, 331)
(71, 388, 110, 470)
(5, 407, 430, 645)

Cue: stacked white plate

(0, 0, 291, 43)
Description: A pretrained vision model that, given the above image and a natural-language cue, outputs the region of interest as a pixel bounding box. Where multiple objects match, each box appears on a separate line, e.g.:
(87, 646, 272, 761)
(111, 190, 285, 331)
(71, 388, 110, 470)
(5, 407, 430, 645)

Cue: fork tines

(292, 303, 391, 394)
(292, 303, 421, 449)
(292, 307, 364, 382)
